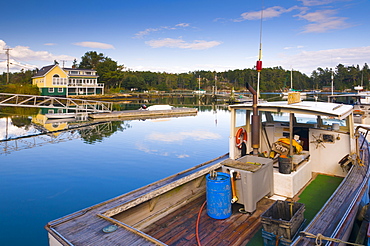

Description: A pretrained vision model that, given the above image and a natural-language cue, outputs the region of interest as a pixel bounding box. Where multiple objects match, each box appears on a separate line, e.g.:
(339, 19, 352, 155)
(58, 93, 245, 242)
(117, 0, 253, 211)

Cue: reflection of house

(32, 113, 69, 133)
(32, 64, 104, 96)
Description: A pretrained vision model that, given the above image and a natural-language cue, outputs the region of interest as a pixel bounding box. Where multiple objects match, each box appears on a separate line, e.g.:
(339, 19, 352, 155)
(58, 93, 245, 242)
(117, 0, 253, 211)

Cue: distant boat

(281, 89, 307, 97)
(192, 89, 206, 94)
(281, 69, 307, 96)
(146, 105, 174, 110)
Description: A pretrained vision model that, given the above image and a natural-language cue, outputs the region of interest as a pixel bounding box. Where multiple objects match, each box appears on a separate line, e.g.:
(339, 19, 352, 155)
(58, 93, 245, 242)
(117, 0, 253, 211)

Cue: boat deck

(143, 194, 275, 246)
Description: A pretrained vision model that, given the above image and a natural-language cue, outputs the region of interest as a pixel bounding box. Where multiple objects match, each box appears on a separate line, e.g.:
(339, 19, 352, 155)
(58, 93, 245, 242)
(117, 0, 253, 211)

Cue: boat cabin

(229, 100, 354, 199)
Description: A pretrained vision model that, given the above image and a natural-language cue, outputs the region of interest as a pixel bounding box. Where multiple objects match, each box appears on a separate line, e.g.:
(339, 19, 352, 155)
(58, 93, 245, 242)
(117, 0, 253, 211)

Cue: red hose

(196, 201, 207, 246)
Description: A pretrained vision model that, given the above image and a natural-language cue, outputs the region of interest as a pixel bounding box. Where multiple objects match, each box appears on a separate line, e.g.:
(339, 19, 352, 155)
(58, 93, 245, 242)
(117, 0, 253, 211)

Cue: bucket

(278, 157, 292, 174)
(206, 172, 232, 219)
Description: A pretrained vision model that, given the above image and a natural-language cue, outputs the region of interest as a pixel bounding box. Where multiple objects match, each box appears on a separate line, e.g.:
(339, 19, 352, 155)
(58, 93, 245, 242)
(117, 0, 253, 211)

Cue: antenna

(61, 60, 68, 68)
(256, 0, 264, 99)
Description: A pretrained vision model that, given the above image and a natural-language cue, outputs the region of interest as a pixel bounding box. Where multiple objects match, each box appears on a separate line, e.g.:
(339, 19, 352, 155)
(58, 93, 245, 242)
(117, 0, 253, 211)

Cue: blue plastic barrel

(206, 172, 232, 219)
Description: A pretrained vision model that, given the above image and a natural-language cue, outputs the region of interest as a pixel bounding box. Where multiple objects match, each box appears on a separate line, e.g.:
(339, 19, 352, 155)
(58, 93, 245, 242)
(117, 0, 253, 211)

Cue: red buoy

(256, 60, 262, 72)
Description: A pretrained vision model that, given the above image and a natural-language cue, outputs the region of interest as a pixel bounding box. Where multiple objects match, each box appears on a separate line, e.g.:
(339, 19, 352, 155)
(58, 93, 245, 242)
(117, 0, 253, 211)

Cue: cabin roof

(328, 93, 368, 98)
(229, 101, 353, 119)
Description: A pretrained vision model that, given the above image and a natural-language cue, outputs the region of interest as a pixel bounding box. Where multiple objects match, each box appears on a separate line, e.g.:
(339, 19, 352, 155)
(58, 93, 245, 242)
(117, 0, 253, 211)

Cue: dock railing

(0, 93, 112, 113)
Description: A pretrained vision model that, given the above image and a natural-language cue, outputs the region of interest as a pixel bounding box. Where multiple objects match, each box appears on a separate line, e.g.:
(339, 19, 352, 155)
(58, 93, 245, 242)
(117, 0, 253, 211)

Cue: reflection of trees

(79, 121, 131, 144)
(11, 116, 32, 129)
(0, 121, 125, 155)
(0, 106, 39, 118)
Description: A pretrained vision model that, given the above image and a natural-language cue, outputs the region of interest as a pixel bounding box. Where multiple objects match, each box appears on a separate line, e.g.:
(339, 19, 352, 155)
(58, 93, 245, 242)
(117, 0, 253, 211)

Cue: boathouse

(32, 64, 104, 96)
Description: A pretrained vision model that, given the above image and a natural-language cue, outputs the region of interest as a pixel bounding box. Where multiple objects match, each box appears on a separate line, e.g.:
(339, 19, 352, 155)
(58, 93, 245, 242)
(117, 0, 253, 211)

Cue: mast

(290, 68, 293, 89)
(198, 75, 200, 92)
(256, 1, 264, 99)
(214, 74, 217, 95)
(331, 68, 334, 96)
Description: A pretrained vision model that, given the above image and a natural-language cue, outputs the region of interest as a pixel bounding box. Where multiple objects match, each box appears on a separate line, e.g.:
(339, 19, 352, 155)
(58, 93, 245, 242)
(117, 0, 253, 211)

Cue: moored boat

(45, 112, 77, 119)
(45, 85, 370, 246)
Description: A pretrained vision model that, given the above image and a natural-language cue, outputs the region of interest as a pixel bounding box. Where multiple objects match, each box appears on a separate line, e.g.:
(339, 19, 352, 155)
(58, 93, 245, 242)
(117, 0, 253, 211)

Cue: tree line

(0, 51, 369, 94)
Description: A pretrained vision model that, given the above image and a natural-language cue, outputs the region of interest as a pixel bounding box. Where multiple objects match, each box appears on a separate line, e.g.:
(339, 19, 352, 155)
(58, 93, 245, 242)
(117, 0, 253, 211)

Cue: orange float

(235, 128, 247, 149)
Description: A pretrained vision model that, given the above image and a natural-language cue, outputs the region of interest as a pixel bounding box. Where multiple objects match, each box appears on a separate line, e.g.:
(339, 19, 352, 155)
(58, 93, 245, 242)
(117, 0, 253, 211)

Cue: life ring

(235, 128, 247, 149)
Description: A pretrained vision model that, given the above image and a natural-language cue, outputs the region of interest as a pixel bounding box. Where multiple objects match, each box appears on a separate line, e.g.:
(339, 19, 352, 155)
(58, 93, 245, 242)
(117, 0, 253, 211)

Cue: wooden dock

(89, 107, 198, 120)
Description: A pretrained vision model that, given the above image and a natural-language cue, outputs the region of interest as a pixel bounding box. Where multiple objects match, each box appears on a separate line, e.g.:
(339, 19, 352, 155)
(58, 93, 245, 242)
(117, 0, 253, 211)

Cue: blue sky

(0, 0, 369, 75)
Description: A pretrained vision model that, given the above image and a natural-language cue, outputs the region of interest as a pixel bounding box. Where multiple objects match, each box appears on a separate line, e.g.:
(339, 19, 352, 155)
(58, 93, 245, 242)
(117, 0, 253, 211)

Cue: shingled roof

(32, 65, 55, 78)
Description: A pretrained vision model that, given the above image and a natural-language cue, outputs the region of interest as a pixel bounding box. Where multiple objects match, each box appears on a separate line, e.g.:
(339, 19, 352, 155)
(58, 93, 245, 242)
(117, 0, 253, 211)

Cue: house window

(48, 88, 54, 93)
(48, 109, 54, 114)
(58, 88, 63, 93)
(85, 71, 92, 75)
(53, 74, 61, 85)
(70, 71, 79, 75)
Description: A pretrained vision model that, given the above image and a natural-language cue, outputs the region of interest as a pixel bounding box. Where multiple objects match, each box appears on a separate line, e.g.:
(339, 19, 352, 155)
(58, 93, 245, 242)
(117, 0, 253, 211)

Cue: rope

(301, 231, 364, 246)
(196, 201, 207, 246)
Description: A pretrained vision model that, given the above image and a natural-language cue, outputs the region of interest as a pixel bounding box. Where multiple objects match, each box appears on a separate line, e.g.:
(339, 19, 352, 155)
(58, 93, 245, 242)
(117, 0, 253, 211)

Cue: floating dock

(89, 107, 198, 120)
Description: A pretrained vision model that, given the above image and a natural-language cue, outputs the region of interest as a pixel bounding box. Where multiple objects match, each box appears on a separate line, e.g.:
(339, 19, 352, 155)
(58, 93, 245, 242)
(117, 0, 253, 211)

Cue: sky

(0, 0, 369, 76)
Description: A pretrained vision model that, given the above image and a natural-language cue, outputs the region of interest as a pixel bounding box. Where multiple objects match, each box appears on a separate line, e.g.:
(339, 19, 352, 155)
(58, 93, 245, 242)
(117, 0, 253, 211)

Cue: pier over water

(0, 93, 112, 113)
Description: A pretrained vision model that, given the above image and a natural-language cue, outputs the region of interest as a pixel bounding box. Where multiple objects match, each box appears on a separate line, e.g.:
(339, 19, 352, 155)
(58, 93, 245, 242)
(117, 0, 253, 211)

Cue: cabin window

(58, 88, 63, 93)
(235, 109, 247, 127)
(48, 109, 54, 114)
(70, 71, 79, 75)
(294, 114, 318, 124)
(270, 112, 290, 122)
(321, 116, 347, 127)
(48, 88, 54, 93)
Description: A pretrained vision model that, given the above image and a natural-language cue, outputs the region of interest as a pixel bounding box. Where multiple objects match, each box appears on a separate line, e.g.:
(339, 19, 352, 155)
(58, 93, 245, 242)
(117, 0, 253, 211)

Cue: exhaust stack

(246, 83, 260, 155)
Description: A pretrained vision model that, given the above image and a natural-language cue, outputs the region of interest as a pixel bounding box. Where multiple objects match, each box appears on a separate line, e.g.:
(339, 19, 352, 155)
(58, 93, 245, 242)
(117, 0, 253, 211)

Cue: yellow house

(32, 64, 104, 96)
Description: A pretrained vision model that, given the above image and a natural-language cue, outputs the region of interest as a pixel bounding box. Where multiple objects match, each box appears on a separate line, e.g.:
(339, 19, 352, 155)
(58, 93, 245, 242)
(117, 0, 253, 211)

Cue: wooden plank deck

(89, 108, 198, 120)
(142, 194, 276, 246)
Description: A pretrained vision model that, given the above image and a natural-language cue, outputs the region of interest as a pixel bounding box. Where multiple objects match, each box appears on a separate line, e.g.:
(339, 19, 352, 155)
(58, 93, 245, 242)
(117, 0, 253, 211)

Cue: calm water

(0, 101, 231, 246)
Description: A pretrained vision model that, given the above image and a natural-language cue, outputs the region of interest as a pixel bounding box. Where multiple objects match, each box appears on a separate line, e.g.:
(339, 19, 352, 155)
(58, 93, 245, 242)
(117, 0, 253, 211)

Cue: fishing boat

(327, 86, 370, 125)
(45, 112, 77, 119)
(45, 84, 370, 246)
(281, 69, 307, 97)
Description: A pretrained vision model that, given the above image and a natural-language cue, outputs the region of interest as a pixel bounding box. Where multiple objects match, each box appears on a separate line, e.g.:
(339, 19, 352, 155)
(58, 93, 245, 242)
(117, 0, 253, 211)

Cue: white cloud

(275, 46, 370, 75)
(296, 9, 352, 33)
(298, 0, 340, 6)
(177, 154, 190, 158)
(136, 143, 169, 156)
(147, 130, 222, 142)
(0, 40, 75, 72)
(176, 23, 190, 27)
(44, 43, 57, 46)
(73, 41, 115, 49)
(236, 6, 306, 21)
(284, 46, 305, 50)
(134, 28, 161, 39)
(134, 23, 191, 39)
(146, 38, 221, 50)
